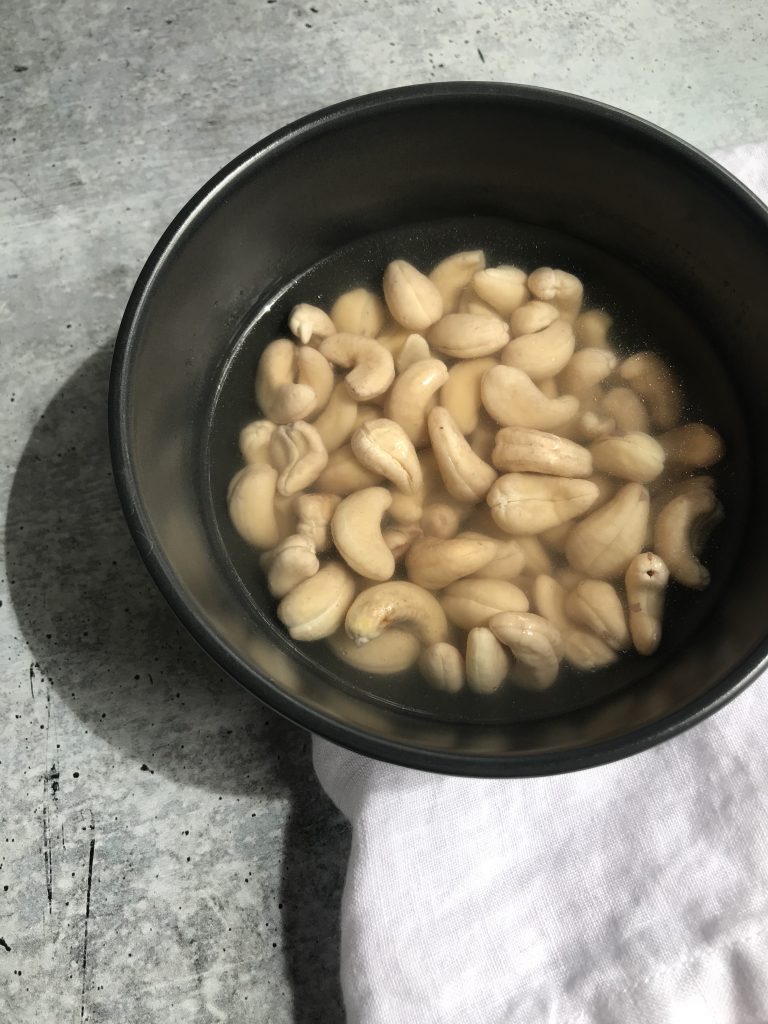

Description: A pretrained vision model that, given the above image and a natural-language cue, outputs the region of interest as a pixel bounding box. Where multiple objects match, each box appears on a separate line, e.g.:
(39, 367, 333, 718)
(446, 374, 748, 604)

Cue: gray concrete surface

(2, 1, 768, 1021)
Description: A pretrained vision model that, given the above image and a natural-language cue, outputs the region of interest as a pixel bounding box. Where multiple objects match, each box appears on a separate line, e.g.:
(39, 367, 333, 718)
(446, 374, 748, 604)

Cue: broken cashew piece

(657, 423, 724, 468)
(351, 417, 423, 494)
(590, 432, 666, 483)
(227, 464, 280, 549)
(481, 365, 579, 431)
(527, 267, 584, 322)
(442, 577, 529, 631)
(509, 300, 559, 338)
(314, 443, 382, 495)
(429, 313, 510, 359)
(466, 628, 509, 694)
(565, 579, 630, 651)
(239, 420, 275, 465)
(420, 643, 466, 693)
(386, 357, 449, 446)
(471, 265, 529, 317)
(492, 427, 592, 477)
(278, 561, 357, 641)
(320, 333, 395, 401)
(487, 473, 598, 536)
(383, 259, 444, 333)
(429, 250, 486, 312)
(490, 611, 564, 690)
(574, 309, 613, 348)
(565, 482, 650, 578)
(654, 484, 722, 588)
(501, 319, 576, 381)
(295, 493, 340, 551)
(619, 352, 682, 430)
(330, 288, 386, 337)
(428, 406, 498, 503)
(269, 421, 329, 496)
(328, 628, 421, 673)
(405, 532, 498, 590)
(440, 357, 497, 435)
(331, 486, 395, 581)
(625, 551, 670, 655)
(263, 534, 319, 599)
(345, 581, 449, 646)
(289, 303, 336, 345)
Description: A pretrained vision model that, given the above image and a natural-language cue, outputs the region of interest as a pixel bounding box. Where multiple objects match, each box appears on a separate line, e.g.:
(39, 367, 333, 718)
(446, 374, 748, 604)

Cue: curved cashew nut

(314, 443, 382, 495)
(471, 265, 529, 317)
(590, 432, 666, 483)
(558, 347, 617, 398)
(263, 533, 319, 598)
(345, 581, 449, 646)
(442, 577, 529, 631)
(277, 561, 357, 641)
(429, 313, 509, 358)
(419, 643, 466, 692)
(351, 417, 423, 494)
(428, 406, 498, 503)
(527, 267, 584, 322)
(509, 300, 560, 338)
(466, 627, 509, 694)
(574, 309, 613, 349)
(256, 339, 322, 424)
(625, 551, 670, 655)
(487, 473, 598, 536)
(227, 464, 280, 549)
(328, 628, 421, 673)
(320, 333, 395, 401)
(395, 333, 431, 372)
(565, 579, 629, 651)
(601, 387, 650, 434)
(295, 492, 340, 551)
(565, 482, 649, 578)
(312, 381, 360, 453)
(405, 532, 498, 590)
(289, 303, 335, 345)
(492, 426, 592, 477)
(481, 365, 579, 430)
(657, 423, 724, 468)
(501, 320, 576, 381)
(489, 611, 564, 690)
(269, 421, 329, 496)
(330, 287, 386, 337)
(619, 352, 682, 429)
(386, 357, 449, 446)
(440, 357, 497, 435)
(654, 483, 722, 588)
(239, 419, 275, 464)
(331, 486, 395, 581)
(429, 250, 486, 312)
(383, 259, 444, 332)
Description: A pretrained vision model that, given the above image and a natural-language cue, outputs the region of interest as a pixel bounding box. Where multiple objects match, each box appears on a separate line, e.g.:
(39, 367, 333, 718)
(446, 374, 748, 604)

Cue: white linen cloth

(313, 141, 768, 1024)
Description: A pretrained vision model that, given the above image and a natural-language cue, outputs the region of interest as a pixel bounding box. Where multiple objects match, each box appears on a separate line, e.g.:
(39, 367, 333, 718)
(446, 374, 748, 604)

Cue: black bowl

(110, 82, 768, 776)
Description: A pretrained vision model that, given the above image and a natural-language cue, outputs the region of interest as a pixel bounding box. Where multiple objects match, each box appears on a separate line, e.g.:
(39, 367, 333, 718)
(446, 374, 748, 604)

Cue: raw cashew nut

(255, 339, 331, 424)
(312, 381, 360, 453)
(429, 250, 486, 312)
(509, 300, 559, 338)
(469, 537, 526, 579)
(345, 581, 449, 646)
(601, 387, 650, 434)
(565, 482, 650, 578)
(289, 303, 335, 345)
(657, 423, 724, 468)
(487, 473, 598, 536)
(386, 357, 449, 446)
(440, 357, 497, 435)
(489, 611, 564, 690)
(565, 579, 629, 651)
(532, 575, 616, 670)
(558, 347, 617, 398)
(330, 288, 386, 337)
(428, 406, 498, 503)
(405, 533, 498, 590)
(331, 486, 395, 581)
(351, 418, 423, 494)
(383, 523, 423, 560)
(396, 333, 431, 372)
(500, 320, 576, 381)
(227, 464, 280, 549)
(619, 352, 682, 430)
(277, 561, 357, 641)
(481, 365, 579, 430)
(295, 492, 341, 551)
(315, 443, 382, 495)
(383, 259, 444, 332)
(420, 643, 466, 692)
(574, 309, 613, 348)
(625, 552, 670, 655)
(442, 578, 529, 631)
(263, 533, 319, 598)
(492, 427, 592, 477)
(429, 313, 510, 358)
(590, 432, 666, 483)
(328, 628, 421, 673)
(239, 420, 275, 464)
(320, 333, 395, 401)
(466, 628, 509, 694)
(471, 265, 529, 317)
(527, 267, 584, 322)
(654, 483, 722, 588)
(269, 421, 329, 496)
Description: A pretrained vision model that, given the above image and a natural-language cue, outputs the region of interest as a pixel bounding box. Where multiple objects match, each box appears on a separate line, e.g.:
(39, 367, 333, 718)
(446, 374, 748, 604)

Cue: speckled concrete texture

(2, 1, 768, 1021)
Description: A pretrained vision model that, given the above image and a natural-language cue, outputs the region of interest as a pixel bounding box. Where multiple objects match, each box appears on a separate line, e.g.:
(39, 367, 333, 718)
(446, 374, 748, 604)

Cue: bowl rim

(109, 81, 768, 777)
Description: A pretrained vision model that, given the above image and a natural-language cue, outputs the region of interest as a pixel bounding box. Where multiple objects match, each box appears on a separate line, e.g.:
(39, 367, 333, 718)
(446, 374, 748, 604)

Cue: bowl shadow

(4, 345, 350, 1023)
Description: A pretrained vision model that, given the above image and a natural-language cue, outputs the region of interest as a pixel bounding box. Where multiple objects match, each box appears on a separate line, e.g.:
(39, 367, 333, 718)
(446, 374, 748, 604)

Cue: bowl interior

(113, 85, 768, 773)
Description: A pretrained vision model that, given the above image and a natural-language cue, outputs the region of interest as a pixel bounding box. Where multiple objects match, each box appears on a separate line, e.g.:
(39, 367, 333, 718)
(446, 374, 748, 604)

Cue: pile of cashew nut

(227, 251, 725, 694)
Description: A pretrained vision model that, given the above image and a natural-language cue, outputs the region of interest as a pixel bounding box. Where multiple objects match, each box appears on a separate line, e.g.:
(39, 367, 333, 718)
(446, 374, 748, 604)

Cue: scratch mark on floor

(29, 662, 35, 699)
(41, 802, 53, 912)
(80, 831, 96, 1022)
